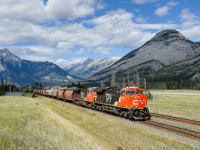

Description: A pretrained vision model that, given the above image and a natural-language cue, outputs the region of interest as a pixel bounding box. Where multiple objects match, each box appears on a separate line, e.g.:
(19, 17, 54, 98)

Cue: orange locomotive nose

(116, 87, 147, 109)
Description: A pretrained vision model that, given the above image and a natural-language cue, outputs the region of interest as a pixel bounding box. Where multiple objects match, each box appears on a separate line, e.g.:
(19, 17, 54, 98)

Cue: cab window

(90, 90, 95, 94)
(120, 91, 125, 96)
(136, 89, 143, 94)
(126, 91, 135, 96)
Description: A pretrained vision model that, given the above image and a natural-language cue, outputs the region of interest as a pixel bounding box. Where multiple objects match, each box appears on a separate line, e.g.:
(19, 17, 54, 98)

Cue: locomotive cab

(117, 87, 147, 109)
(85, 88, 97, 102)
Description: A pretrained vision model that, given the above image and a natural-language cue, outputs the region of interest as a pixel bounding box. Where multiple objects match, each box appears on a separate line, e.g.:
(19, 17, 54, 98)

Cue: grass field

(148, 90, 200, 121)
(0, 94, 197, 149)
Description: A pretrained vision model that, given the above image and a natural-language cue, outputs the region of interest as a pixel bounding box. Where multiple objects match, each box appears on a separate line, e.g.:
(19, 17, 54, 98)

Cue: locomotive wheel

(119, 112, 123, 117)
(124, 112, 128, 118)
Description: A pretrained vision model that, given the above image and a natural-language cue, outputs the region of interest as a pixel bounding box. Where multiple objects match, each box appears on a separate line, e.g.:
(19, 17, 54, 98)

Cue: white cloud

(95, 0, 106, 10)
(155, 0, 177, 17)
(94, 47, 110, 55)
(155, 6, 169, 17)
(179, 9, 200, 41)
(86, 9, 176, 48)
(57, 42, 73, 50)
(167, 0, 177, 7)
(55, 58, 86, 67)
(135, 15, 147, 23)
(132, 0, 156, 4)
(0, 3, 180, 67)
(27, 46, 56, 55)
(0, 8, 177, 56)
(0, 0, 95, 23)
(45, 0, 95, 20)
(180, 9, 199, 22)
(76, 48, 89, 54)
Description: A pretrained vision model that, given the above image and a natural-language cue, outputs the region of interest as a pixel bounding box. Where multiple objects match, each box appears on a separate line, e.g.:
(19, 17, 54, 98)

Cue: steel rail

(141, 121, 200, 141)
(151, 113, 200, 126)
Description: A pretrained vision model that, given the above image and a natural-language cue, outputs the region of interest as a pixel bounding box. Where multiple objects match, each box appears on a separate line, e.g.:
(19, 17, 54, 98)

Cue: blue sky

(0, 0, 199, 67)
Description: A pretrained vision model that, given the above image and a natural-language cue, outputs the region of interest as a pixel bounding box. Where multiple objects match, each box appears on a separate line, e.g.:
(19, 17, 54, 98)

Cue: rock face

(0, 48, 77, 86)
(64, 58, 118, 79)
(88, 30, 200, 82)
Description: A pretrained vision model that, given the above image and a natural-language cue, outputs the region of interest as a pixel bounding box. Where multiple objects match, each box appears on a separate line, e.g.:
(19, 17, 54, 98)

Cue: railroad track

(151, 113, 200, 126)
(141, 121, 200, 141)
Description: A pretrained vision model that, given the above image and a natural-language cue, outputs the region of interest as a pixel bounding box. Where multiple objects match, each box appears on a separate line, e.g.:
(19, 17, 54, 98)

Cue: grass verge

(148, 90, 200, 120)
(36, 95, 197, 150)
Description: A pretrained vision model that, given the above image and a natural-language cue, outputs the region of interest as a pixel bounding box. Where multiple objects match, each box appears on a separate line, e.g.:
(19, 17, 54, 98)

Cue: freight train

(33, 86, 151, 120)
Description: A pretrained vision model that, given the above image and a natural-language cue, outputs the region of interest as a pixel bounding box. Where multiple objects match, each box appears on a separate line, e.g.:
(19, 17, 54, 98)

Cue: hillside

(0, 48, 78, 86)
(88, 30, 200, 85)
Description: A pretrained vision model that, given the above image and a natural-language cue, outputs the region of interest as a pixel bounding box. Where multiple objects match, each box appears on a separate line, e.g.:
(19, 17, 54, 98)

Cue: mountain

(64, 58, 118, 79)
(0, 48, 78, 86)
(88, 30, 200, 83)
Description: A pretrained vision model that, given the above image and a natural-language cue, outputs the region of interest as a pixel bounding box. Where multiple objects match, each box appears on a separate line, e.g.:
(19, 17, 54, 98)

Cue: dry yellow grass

(148, 90, 200, 120)
(0, 96, 110, 150)
(0, 95, 198, 149)
(36, 95, 197, 150)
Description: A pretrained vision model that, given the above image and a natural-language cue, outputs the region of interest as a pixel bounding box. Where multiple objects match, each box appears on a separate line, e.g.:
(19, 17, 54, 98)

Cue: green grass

(0, 95, 198, 149)
(148, 90, 200, 120)
(150, 89, 200, 93)
(0, 96, 108, 149)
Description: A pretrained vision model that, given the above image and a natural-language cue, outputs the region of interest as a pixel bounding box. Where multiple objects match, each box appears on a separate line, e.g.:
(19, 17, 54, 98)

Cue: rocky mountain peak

(0, 48, 21, 62)
(83, 58, 94, 65)
(0, 48, 79, 86)
(145, 30, 190, 45)
(88, 30, 199, 82)
(64, 57, 118, 79)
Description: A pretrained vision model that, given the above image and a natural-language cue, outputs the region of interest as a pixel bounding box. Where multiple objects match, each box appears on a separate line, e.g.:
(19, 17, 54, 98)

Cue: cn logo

(106, 94, 112, 103)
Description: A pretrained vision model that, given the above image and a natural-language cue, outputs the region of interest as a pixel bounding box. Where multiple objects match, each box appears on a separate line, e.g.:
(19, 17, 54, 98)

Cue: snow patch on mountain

(64, 58, 118, 78)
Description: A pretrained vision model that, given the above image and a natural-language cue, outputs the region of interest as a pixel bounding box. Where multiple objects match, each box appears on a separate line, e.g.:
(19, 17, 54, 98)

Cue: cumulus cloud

(0, 0, 95, 23)
(55, 58, 86, 67)
(179, 9, 200, 41)
(0, 0, 180, 68)
(180, 9, 199, 22)
(132, 0, 156, 4)
(45, 0, 95, 20)
(94, 47, 110, 55)
(0, 8, 177, 55)
(76, 48, 89, 54)
(86, 9, 176, 48)
(155, 6, 169, 17)
(135, 15, 147, 23)
(155, 0, 177, 17)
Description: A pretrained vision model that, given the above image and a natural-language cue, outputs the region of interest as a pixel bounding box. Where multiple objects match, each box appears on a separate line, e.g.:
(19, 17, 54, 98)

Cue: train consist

(34, 86, 151, 120)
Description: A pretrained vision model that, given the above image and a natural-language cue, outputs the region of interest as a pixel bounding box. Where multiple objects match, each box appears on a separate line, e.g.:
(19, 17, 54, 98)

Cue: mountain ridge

(0, 48, 78, 86)
(64, 57, 118, 79)
(88, 30, 200, 83)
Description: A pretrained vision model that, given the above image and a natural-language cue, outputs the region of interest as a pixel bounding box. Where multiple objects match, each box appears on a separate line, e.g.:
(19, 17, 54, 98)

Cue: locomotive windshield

(126, 91, 135, 96)
(90, 90, 96, 94)
(136, 89, 143, 94)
